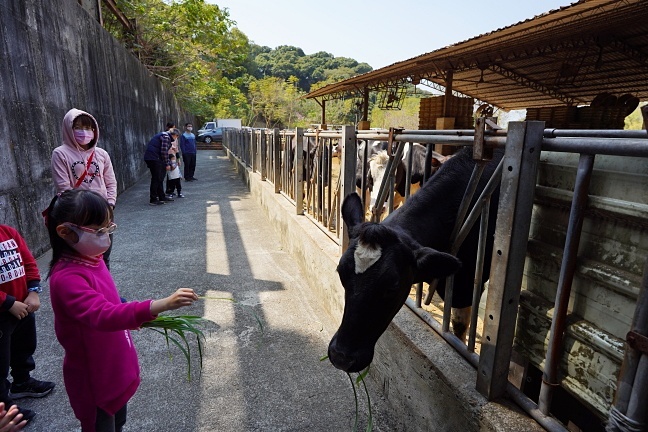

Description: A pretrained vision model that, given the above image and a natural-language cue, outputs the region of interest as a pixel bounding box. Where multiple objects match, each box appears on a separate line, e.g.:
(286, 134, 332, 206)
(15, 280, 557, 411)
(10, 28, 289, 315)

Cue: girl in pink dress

(45, 189, 198, 432)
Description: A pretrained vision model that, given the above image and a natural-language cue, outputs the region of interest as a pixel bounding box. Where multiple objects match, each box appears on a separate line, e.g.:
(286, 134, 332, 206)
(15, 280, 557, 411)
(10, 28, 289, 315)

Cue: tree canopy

(101, 0, 374, 128)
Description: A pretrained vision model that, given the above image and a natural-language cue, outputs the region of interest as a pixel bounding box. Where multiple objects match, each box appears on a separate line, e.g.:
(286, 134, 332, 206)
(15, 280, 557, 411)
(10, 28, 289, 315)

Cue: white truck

(217, 119, 242, 129)
(198, 119, 242, 135)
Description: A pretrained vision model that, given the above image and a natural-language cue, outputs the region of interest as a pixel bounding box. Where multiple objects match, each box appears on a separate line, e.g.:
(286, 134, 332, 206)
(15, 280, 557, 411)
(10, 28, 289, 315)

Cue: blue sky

(211, 1, 576, 69)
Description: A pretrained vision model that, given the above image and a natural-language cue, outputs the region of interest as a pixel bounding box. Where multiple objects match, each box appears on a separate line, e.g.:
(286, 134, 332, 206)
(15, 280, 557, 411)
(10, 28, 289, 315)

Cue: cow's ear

(342, 193, 364, 233)
(413, 247, 461, 282)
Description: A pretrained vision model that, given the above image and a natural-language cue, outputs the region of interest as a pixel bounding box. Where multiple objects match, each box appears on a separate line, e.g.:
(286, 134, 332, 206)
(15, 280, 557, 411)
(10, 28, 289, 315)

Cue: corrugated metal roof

(305, 0, 648, 110)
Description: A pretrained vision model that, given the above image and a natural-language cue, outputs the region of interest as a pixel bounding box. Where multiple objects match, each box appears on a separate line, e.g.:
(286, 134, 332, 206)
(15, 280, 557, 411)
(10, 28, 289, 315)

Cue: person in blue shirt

(179, 123, 197, 181)
(144, 128, 179, 205)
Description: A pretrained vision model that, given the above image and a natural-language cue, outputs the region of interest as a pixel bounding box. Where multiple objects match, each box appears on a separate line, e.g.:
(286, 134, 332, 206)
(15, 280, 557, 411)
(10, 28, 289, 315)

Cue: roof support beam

(608, 36, 648, 71)
(487, 64, 578, 106)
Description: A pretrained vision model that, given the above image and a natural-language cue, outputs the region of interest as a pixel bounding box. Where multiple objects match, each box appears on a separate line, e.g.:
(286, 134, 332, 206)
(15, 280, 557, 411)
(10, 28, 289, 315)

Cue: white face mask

(187, 127, 193, 131)
(64, 224, 112, 257)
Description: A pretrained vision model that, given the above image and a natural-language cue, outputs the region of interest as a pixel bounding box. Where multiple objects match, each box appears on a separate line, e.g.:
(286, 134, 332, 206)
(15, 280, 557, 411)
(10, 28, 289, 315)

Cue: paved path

(25, 150, 398, 431)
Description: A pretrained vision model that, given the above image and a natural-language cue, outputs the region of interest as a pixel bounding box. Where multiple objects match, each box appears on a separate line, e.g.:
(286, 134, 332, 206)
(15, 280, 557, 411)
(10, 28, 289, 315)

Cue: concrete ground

(23, 150, 399, 431)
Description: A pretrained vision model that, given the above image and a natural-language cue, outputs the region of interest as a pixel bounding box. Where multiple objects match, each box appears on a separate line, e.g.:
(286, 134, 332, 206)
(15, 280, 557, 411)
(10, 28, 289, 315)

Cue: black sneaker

(161, 197, 174, 202)
(17, 406, 36, 422)
(9, 378, 55, 399)
(149, 201, 164, 206)
(177, 193, 185, 198)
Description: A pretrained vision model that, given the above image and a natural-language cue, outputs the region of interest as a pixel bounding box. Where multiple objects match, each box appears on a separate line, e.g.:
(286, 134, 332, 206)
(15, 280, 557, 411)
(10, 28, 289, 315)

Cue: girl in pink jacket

(51, 108, 118, 269)
(45, 189, 198, 432)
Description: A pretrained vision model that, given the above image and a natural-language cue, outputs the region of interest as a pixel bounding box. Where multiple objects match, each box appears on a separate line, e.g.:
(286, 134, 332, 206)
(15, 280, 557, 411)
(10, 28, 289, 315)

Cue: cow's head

(328, 193, 461, 372)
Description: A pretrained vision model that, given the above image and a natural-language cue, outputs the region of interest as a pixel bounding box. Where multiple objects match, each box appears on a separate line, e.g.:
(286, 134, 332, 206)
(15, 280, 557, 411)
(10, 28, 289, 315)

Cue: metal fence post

(295, 128, 304, 215)
(340, 125, 356, 253)
(273, 129, 281, 193)
(251, 130, 258, 173)
(476, 121, 543, 400)
(260, 130, 267, 181)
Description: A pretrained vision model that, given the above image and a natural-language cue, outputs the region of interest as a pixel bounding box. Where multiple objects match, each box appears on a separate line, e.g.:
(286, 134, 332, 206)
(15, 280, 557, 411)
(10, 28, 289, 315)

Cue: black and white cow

(355, 140, 389, 194)
(328, 145, 503, 372)
(290, 136, 331, 187)
(367, 143, 449, 218)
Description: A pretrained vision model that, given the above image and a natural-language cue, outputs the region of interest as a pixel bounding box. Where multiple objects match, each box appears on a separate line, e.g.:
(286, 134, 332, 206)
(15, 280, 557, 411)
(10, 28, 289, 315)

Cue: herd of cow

(289, 135, 503, 373)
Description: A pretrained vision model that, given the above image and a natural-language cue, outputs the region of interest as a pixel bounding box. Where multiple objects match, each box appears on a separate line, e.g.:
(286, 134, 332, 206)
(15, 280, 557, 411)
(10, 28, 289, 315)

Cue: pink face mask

(64, 224, 112, 257)
(74, 130, 94, 146)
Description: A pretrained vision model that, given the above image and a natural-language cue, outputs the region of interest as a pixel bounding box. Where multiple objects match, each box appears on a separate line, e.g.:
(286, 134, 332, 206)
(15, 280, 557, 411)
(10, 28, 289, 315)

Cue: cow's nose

(328, 341, 355, 372)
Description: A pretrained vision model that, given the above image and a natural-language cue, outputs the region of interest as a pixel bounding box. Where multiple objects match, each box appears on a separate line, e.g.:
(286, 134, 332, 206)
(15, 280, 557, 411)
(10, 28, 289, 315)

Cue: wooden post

(357, 88, 370, 130)
(436, 70, 455, 155)
(443, 69, 454, 116)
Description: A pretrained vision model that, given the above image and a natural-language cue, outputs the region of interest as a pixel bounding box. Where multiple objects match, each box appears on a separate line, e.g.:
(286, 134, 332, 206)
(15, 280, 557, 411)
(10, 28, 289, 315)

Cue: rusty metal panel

(516, 149, 648, 416)
(516, 290, 624, 416)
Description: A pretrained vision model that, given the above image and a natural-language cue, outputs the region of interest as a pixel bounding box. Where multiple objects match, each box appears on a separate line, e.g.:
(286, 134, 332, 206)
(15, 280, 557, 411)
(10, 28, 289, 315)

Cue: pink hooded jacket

(51, 109, 117, 206)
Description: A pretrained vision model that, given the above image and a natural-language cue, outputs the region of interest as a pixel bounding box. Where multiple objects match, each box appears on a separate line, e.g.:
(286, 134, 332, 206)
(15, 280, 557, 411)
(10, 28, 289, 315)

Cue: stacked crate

(418, 96, 475, 130)
(526, 92, 638, 129)
(525, 106, 577, 128)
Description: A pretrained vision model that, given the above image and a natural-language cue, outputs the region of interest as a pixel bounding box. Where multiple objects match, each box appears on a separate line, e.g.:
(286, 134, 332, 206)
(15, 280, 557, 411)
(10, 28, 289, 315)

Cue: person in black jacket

(179, 123, 198, 181)
(143, 128, 179, 206)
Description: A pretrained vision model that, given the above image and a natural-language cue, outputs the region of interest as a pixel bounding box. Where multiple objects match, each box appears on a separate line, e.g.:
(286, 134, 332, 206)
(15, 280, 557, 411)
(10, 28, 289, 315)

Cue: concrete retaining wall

(226, 149, 543, 432)
(0, 0, 194, 255)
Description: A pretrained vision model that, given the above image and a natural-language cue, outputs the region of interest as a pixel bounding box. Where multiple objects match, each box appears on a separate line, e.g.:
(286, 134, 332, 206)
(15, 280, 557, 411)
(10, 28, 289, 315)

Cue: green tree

(624, 103, 647, 130)
(102, 0, 250, 120)
(370, 96, 421, 129)
(101, 1, 374, 126)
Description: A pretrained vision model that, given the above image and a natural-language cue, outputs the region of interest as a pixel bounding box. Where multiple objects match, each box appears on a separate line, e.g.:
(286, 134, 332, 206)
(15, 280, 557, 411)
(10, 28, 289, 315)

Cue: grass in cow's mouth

(321, 356, 374, 431)
(141, 315, 209, 381)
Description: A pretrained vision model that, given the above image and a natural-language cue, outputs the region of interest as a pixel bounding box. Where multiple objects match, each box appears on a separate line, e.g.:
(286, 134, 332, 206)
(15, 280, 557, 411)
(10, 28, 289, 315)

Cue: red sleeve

(13, 229, 41, 284)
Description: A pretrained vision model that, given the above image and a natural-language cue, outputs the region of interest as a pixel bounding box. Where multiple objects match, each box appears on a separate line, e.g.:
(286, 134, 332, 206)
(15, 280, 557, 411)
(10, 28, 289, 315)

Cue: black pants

(91, 404, 127, 432)
(102, 211, 115, 269)
(0, 312, 36, 406)
(166, 178, 181, 194)
(145, 160, 166, 202)
(183, 153, 196, 180)
(102, 233, 113, 270)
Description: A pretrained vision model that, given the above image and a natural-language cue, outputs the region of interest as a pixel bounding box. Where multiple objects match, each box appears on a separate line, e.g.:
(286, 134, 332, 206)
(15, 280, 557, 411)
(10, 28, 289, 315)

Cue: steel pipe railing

(222, 123, 648, 432)
(538, 153, 596, 415)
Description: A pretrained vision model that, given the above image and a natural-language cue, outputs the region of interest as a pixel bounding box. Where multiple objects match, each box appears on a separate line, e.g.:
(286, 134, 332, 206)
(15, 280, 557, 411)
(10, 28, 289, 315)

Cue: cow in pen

(328, 145, 503, 373)
(367, 143, 449, 219)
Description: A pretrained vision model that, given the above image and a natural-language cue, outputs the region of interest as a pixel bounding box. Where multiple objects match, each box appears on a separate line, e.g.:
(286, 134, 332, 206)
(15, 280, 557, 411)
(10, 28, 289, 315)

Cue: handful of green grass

(141, 315, 209, 381)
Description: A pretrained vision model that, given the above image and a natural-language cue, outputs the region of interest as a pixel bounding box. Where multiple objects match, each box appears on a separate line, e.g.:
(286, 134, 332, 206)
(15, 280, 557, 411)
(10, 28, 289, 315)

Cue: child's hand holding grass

(150, 288, 198, 315)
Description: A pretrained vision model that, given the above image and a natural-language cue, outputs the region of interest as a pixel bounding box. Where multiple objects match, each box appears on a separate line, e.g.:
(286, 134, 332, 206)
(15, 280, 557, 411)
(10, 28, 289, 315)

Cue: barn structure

(298, 1, 648, 430)
(305, 0, 648, 130)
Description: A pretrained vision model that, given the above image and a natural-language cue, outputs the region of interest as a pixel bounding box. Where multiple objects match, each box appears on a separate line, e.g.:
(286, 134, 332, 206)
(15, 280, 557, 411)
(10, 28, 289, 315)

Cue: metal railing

(223, 123, 648, 432)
